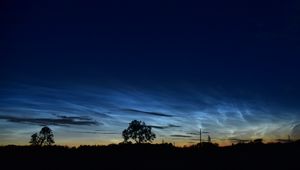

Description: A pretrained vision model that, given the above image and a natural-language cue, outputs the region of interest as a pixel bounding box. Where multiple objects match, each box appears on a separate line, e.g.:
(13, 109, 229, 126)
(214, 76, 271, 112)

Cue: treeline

(0, 141, 300, 170)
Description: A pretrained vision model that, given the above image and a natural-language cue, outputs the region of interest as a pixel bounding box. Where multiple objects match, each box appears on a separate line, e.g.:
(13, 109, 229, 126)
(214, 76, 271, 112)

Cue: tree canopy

(122, 120, 156, 144)
(29, 126, 55, 146)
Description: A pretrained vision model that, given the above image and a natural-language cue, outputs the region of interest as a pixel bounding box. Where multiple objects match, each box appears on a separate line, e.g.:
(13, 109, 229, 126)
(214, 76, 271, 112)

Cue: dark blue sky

(1, 0, 300, 145)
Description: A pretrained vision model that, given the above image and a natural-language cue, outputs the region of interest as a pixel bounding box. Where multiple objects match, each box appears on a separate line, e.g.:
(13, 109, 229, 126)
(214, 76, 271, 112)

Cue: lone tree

(29, 126, 55, 146)
(122, 120, 156, 144)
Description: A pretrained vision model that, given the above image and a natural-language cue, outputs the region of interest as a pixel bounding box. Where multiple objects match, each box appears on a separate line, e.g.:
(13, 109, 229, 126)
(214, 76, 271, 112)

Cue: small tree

(29, 133, 40, 146)
(122, 120, 156, 144)
(29, 126, 55, 146)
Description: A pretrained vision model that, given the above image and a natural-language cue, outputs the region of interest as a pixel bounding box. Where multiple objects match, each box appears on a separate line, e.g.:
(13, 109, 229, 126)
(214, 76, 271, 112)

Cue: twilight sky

(1, 0, 300, 146)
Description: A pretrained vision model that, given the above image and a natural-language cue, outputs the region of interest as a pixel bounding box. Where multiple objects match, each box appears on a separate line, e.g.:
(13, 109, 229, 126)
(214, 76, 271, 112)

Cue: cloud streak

(0, 115, 99, 126)
(170, 134, 192, 138)
(70, 131, 119, 135)
(122, 108, 173, 117)
(149, 124, 181, 129)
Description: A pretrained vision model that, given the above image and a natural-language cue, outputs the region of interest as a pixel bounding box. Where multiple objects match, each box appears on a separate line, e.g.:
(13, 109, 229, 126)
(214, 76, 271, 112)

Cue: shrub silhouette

(29, 126, 55, 146)
(253, 138, 263, 144)
(122, 120, 156, 144)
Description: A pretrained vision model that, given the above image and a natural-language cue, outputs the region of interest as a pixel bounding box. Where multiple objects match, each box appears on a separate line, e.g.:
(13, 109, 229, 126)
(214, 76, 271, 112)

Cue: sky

(1, 0, 300, 146)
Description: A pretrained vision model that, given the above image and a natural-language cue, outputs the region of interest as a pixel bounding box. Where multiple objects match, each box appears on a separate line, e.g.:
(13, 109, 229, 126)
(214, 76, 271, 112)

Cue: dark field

(1, 142, 300, 170)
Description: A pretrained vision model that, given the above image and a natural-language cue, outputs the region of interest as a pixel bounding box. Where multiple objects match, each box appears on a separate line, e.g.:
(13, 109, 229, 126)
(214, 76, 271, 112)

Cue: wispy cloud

(69, 130, 119, 135)
(228, 138, 251, 143)
(170, 134, 192, 138)
(1, 83, 299, 145)
(149, 124, 181, 129)
(0, 115, 99, 126)
(292, 123, 300, 139)
(122, 108, 173, 117)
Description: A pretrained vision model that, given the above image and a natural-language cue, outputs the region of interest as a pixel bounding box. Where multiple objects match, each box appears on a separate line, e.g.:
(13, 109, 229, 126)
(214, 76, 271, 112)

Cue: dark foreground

(1, 142, 299, 170)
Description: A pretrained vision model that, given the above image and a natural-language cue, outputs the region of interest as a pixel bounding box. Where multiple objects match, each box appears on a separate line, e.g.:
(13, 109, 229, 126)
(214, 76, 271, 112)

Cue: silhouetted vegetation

(29, 126, 54, 146)
(1, 141, 300, 170)
(2, 122, 297, 169)
(122, 120, 156, 144)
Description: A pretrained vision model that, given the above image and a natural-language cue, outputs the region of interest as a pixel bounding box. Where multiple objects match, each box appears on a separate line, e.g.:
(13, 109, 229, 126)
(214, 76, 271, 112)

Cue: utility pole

(199, 129, 210, 145)
(200, 128, 202, 145)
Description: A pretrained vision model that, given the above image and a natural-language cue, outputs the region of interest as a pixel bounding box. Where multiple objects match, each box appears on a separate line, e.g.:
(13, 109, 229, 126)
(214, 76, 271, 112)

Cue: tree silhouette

(122, 120, 156, 144)
(29, 126, 55, 146)
(29, 133, 40, 146)
(39, 126, 54, 146)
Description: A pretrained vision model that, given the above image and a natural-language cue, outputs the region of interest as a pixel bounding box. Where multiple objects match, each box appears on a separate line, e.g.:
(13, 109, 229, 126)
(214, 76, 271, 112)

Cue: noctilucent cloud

(1, 1, 300, 146)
